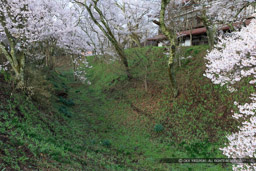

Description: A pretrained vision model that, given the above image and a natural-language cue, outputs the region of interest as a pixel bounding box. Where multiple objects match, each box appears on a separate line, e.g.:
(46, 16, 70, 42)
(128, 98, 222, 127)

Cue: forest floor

(2, 45, 254, 170)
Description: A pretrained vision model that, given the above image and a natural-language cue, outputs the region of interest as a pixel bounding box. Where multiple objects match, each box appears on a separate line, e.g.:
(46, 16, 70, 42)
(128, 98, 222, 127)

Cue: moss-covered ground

(1, 45, 254, 170)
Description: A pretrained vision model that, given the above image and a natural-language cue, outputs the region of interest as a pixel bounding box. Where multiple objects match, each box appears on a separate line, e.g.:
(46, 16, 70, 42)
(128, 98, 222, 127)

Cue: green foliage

(101, 140, 111, 148)
(125, 46, 167, 82)
(58, 97, 75, 107)
(58, 106, 72, 117)
(0, 72, 86, 170)
(85, 55, 127, 93)
(24, 67, 54, 104)
(154, 124, 164, 133)
(0, 70, 11, 81)
(183, 45, 209, 57)
(82, 45, 233, 170)
(84, 46, 167, 95)
(0, 45, 237, 170)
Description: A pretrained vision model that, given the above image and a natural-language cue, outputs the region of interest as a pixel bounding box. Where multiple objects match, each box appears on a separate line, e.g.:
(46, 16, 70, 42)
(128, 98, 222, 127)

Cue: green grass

(73, 45, 237, 170)
(2, 45, 252, 170)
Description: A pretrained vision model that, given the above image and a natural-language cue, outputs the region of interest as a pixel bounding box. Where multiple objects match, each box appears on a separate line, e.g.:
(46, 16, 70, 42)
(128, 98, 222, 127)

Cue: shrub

(58, 106, 72, 118)
(101, 140, 111, 148)
(154, 124, 164, 133)
(24, 67, 53, 105)
(58, 97, 75, 106)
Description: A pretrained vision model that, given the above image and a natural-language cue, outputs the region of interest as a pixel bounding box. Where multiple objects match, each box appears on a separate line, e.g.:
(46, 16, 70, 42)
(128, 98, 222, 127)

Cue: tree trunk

(201, 10, 216, 49)
(112, 41, 132, 79)
(168, 44, 178, 97)
(49, 46, 55, 70)
(144, 65, 148, 92)
(46, 47, 49, 67)
(0, 14, 26, 89)
(82, 2, 132, 80)
(0, 43, 25, 88)
(71, 55, 77, 81)
(130, 33, 142, 48)
(159, 0, 179, 98)
(190, 25, 193, 46)
(15, 67, 25, 88)
(12, 52, 25, 88)
(205, 26, 216, 49)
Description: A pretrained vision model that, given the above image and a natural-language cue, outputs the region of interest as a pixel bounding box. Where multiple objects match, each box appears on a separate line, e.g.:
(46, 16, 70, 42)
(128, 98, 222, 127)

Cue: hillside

(1, 45, 254, 170)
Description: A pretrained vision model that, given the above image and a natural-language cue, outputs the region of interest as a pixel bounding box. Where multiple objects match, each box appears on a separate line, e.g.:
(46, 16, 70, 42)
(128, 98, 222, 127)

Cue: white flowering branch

(205, 19, 256, 170)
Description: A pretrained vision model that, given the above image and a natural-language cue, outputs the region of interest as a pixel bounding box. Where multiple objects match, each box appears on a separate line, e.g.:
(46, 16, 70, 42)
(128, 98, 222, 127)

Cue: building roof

(147, 18, 253, 41)
(147, 34, 168, 41)
(179, 27, 207, 37)
(220, 19, 252, 31)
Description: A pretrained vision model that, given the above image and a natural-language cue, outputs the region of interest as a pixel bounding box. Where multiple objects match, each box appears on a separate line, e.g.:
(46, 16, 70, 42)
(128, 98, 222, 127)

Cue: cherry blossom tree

(208, 0, 255, 24)
(114, 0, 159, 48)
(77, 11, 116, 59)
(0, 0, 91, 87)
(73, 0, 160, 79)
(204, 19, 256, 170)
(0, 0, 34, 87)
(196, 0, 255, 48)
(159, 0, 191, 97)
(73, 0, 133, 79)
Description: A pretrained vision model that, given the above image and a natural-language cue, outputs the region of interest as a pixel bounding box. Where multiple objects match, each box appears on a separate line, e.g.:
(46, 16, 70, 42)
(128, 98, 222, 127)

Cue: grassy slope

(1, 45, 254, 170)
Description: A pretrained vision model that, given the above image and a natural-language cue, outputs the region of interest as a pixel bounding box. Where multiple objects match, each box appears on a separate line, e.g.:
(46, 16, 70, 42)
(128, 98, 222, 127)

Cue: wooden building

(147, 1, 256, 47)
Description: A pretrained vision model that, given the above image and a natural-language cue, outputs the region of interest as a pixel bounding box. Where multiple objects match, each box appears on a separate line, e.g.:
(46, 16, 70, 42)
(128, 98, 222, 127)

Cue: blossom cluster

(196, 0, 255, 25)
(73, 56, 92, 85)
(208, 0, 255, 23)
(74, 0, 160, 52)
(0, 0, 91, 56)
(0, 61, 10, 72)
(205, 19, 256, 170)
(0, 0, 93, 83)
(204, 19, 256, 87)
